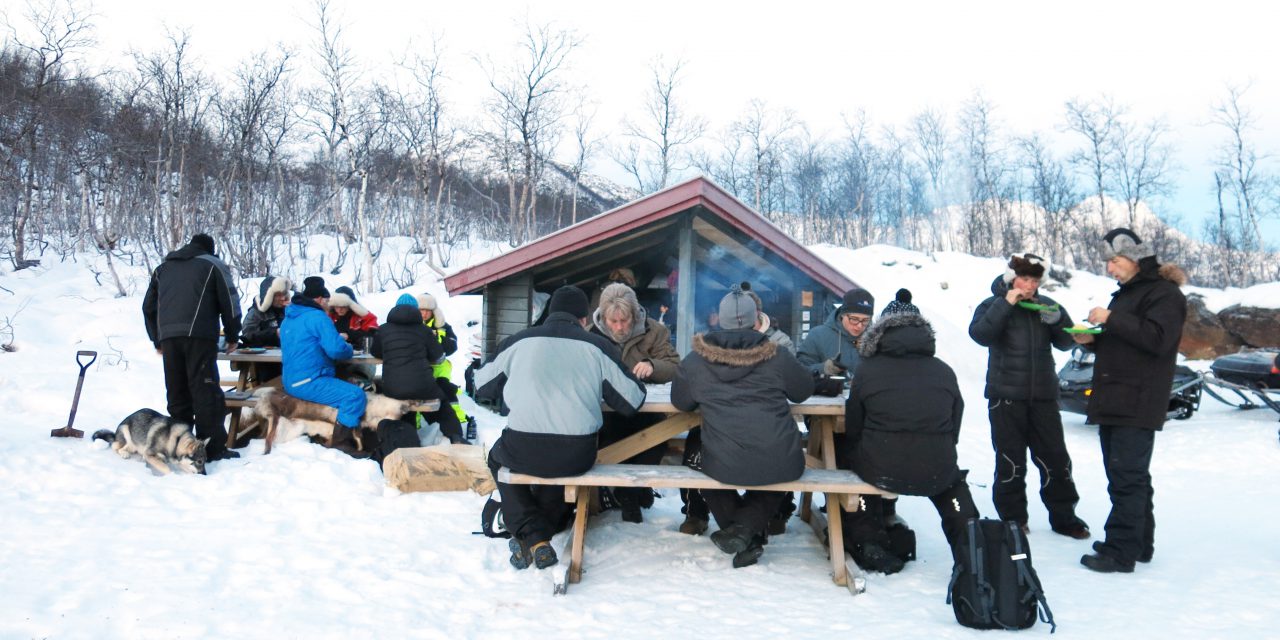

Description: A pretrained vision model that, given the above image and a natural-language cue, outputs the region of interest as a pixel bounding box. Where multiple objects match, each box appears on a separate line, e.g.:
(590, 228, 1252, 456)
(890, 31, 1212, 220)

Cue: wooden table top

(217, 348, 382, 365)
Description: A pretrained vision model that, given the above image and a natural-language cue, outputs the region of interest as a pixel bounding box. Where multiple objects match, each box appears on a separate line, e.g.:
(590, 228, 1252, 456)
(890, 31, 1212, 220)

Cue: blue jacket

(281, 295, 353, 387)
(796, 308, 862, 376)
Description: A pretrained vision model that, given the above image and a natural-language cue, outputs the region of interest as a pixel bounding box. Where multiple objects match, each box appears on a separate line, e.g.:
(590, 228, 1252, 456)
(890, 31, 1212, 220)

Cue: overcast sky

(35, 0, 1280, 241)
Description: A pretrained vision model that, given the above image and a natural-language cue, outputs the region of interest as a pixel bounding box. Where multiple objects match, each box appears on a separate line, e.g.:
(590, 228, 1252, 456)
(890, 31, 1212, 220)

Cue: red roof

(444, 176, 857, 296)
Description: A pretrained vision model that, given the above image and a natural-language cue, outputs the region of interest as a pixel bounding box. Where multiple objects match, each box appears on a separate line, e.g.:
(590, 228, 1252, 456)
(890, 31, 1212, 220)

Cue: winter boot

(852, 542, 905, 575)
(508, 538, 532, 570)
(1052, 519, 1091, 540)
(1094, 540, 1152, 563)
(679, 514, 709, 536)
(465, 415, 478, 442)
(530, 541, 558, 569)
(1080, 551, 1134, 573)
(710, 523, 752, 555)
(732, 536, 766, 569)
(617, 489, 643, 523)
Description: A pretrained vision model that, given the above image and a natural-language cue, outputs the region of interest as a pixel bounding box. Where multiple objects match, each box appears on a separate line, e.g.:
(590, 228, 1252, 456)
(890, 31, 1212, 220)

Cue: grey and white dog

(93, 408, 208, 475)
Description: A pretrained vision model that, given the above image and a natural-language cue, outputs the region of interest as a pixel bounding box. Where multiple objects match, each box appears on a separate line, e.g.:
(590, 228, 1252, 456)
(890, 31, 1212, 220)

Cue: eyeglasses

(843, 315, 871, 327)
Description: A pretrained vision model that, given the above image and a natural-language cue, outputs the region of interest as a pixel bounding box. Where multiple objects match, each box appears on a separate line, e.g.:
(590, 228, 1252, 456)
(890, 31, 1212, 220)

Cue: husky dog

(93, 409, 208, 475)
(253, 388, 414, 454)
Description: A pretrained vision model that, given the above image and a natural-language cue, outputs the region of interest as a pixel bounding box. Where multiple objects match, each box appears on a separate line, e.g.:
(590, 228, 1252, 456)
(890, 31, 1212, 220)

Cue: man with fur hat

(590, 282, 682, 523)
(1075, 229, 1187, 574)
(327, 285, 380, 388)
(280, 275, 368, 453)
(142, 233, 243, 462)
(240, 274, 291, 386)
(476, 286, 647, 571)
(970, 253, 1089, 540)
(414, 292, 476, 441)
(843, 310, 978, 574)
(797, 288, 874, 377)
(671, 285, 815, 568)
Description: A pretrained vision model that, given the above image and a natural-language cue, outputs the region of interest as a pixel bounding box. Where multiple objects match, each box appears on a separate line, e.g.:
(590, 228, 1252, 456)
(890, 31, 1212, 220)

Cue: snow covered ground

(2, 240, 1278, 639)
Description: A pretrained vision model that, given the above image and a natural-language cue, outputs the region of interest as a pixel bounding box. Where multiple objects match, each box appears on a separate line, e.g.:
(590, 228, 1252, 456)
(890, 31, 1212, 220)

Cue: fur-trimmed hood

(858, 312, 936, 358)
(1158, 263, 1188, 286)
(326, 292, 369, 316)
(255, 276, 291, 313)
(692, 330, 777, 381)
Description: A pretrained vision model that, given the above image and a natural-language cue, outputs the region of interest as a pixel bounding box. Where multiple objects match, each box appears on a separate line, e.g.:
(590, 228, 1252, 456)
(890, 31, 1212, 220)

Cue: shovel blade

(51, 426, 84, 438)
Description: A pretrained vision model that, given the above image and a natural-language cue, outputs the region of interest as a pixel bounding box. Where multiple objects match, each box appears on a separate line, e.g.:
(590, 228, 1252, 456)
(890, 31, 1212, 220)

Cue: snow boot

(853, 541, 905, 575)
(710, 523, 752, 555)
(530, 541, 558, 569)
(1051, 519, 1091, 540)
(508, 538, 532, 570)
(1094, 540, 1151, 563)
(1080, 551, 1134, 573)
(733, 536, 766, 568)
(679, 514, 709, 536)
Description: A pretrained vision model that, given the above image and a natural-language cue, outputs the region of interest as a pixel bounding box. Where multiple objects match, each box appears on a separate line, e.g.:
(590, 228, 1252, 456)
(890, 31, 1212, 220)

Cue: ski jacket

(241, 276, 290, 348)
(969, 275, 1075, 400)
(142, 242, 242, 346)
(372, 304, 446, 402)
(280, 295, 353, 388)
(845, 313, 964, 496)
(672, 328, 814, 486)
(796, 308, 861, 376)
(475, 311, 646, 475)
(425, 316, 458, 380)
(1085, 261, 1188, 429)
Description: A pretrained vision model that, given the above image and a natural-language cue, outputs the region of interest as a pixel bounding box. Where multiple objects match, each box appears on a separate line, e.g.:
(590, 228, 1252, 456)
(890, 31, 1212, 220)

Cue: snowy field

(2, 240, 1279, 639)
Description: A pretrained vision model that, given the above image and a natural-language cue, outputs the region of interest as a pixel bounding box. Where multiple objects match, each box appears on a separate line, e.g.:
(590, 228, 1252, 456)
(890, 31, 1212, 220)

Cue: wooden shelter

(444, 177, 859, 358)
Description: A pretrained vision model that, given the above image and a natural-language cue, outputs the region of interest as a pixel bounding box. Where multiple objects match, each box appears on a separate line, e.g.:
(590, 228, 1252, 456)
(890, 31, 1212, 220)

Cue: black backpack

(947, 518, 1056, 633)
(374, 418, 420, 468)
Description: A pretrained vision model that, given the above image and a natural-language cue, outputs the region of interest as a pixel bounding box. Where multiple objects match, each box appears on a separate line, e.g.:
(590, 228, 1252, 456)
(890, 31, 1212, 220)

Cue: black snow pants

(989, 398, 1081, 529)
(161, 337, 229, 455)
(1096, 424, 1156, 564)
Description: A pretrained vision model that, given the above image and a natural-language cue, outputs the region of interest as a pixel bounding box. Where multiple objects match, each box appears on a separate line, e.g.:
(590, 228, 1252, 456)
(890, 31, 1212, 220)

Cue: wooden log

(383, 444, 496, 495)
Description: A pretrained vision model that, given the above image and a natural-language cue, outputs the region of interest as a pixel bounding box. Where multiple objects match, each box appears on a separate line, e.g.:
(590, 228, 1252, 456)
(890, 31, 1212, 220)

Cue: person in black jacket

(142, 233, 242, 461)
(672, 285, 815, 568)
(843, 312, 978, 574)
(1075, 228, 1187, 574)
(372, 294, 462, 443)
(240, 275, 291, 385)
(969, 254, 1089, 539)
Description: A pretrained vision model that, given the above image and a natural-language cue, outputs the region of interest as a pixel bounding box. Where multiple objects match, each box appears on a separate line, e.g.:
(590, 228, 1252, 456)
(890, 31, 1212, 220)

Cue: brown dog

(253, 388, 414, 454)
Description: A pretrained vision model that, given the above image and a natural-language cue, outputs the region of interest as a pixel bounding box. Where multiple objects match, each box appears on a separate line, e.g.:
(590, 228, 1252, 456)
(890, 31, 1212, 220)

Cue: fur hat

(839, 289, 875, 317)
(327, 290, 368, 316)
(190, 233, 215, 255)
(605, 267, 638, 288)
(301, 276, 329, 300)
(256, 276, 291, 313)
(547, 285, 589, 319)
(1003, 253, 1047, 284)
(415, 293, 446, 325)
(1101, 228, 1155, 263)
(718, 284, 758, 331)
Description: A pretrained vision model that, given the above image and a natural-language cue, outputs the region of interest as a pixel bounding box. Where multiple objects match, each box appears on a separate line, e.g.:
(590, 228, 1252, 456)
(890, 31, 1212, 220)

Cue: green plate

(1017, 301, 1060, 312)
(1063, 326, 1102, 335)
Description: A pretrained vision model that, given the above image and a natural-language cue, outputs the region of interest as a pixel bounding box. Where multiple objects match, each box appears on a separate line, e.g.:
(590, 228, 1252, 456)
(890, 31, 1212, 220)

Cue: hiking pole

(51, 350, 97, 438)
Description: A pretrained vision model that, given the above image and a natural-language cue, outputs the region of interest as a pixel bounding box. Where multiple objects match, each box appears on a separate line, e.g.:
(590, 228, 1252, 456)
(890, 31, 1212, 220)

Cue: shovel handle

(76, 350, 98, 374)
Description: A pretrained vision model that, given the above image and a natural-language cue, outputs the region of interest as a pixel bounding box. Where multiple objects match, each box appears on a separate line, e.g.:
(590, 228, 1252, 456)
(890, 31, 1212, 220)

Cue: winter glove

(1039, 307, 1062, 325)
(823, 358, 846, 376)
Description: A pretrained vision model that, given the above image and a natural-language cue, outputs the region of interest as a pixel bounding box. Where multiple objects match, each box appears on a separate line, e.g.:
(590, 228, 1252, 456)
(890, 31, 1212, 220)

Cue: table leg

(225, 364, 253, 449)
(800, 419, 824, 522)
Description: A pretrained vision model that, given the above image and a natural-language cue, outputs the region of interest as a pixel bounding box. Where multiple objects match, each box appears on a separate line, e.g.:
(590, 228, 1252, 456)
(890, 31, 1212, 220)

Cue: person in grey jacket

(672, 285, 815, 568)
(969, 254, 1089, 540)
(796, 288, 874, 377)
(475, 286, 647, 571)
(142, 233, 242, 462)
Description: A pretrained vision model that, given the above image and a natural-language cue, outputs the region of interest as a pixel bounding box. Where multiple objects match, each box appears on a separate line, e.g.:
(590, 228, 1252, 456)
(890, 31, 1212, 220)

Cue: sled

(1057, 346, 1203, 422)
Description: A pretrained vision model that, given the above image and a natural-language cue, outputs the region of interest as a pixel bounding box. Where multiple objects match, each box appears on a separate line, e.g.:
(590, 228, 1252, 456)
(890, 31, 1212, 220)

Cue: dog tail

(91, 429, 115, 443)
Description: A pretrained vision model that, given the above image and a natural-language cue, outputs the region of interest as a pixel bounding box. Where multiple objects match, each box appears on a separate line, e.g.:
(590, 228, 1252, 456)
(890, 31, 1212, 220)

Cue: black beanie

(547, 285, 589, 319)
(839, 289, 875, 317)
(302, 276, 329, 299)
(190, 233, 215, 255)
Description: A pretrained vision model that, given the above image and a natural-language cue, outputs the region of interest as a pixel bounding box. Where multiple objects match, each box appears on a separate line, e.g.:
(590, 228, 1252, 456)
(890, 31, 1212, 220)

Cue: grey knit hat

(718, 284, 758, 330)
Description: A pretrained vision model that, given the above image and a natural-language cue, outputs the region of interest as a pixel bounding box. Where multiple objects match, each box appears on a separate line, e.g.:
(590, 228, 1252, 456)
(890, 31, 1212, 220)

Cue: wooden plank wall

(482, 274, 533, 360)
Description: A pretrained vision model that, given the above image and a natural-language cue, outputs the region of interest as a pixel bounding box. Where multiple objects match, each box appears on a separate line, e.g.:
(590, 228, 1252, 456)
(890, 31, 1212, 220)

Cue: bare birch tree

(613, 56, 705, 194)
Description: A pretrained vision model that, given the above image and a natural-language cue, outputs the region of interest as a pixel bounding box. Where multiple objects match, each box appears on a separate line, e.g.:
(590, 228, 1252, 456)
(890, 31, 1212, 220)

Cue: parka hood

(692, 330, 777, 382)
(858, 312, 936, 358)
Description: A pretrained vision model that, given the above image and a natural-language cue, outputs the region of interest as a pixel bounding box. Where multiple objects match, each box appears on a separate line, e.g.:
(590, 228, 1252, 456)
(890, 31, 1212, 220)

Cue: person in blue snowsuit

(280, 276, 367, 449)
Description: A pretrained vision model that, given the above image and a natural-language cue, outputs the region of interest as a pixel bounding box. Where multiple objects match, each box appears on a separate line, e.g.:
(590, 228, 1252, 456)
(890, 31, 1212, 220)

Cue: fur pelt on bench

(251, 387, 414, 454)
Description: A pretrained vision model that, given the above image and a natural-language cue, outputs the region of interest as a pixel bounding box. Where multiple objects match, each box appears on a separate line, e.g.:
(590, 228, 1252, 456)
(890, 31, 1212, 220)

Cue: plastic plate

(1017, 301, 1060, 312)
(1063, 326, 1103, 335)
(236, 347, 267, 354)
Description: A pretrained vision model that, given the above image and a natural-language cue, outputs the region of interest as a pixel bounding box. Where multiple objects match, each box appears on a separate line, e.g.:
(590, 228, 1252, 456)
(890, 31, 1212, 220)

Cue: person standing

(969, 254, 1090, 539)
(672, 285, 814, 568)
(1076, 229, 1187, 573)
(142, 233, 242, 462)
(475, 286, 647, 570)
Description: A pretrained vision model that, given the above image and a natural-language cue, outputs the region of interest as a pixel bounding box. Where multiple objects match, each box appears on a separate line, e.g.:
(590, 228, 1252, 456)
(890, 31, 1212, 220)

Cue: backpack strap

(1006, 521, 1057, 634)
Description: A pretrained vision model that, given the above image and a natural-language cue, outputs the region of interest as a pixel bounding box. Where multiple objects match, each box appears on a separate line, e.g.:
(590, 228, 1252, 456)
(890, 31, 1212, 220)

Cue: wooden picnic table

(592, 383, 858, 586)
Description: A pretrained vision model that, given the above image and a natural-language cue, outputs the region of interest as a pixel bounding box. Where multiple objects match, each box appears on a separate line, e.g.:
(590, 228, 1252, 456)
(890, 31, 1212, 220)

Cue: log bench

(497, 463, 895, 595)
(221, 388, 439, 447)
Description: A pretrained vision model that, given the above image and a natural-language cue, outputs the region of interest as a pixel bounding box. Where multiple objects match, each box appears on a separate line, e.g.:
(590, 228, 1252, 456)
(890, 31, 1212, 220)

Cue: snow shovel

(51, 350, 97, 438)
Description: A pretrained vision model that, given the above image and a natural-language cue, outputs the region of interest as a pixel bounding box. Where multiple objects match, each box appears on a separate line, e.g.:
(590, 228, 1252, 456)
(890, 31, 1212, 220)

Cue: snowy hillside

(2, 242, 1278, 639)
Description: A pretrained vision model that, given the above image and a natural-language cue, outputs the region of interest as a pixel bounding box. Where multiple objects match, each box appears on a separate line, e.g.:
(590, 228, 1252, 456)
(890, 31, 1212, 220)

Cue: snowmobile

(1201, 350, 1280, 422)
(1057, 346, 1203, 422)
